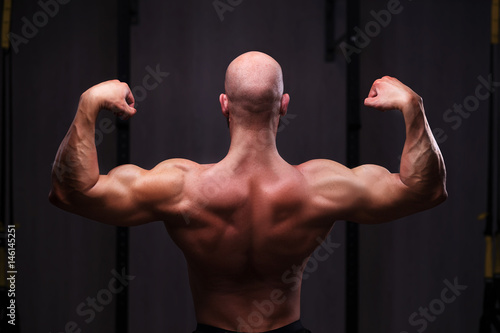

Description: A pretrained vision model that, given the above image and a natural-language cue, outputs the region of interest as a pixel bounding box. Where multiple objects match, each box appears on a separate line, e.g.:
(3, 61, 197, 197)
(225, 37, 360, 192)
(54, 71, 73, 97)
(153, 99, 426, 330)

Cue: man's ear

(220, 94, 229, 118)
(280, 93, 290, 116)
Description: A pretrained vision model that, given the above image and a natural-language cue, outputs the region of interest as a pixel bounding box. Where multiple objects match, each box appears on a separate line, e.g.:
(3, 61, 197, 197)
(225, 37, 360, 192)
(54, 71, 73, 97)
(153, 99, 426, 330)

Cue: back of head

(225, 51, 284, 115)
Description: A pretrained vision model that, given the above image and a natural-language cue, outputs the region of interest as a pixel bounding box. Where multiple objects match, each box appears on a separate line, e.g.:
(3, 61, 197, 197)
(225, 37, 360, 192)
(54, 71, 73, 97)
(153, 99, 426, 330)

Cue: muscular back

(162, 157, 336, 329)
(50, 74, 446, 331)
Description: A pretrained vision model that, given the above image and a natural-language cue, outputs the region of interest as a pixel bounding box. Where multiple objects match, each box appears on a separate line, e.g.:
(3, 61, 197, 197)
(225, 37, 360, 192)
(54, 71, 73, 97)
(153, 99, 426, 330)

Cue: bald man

(49, 51, 447, 333)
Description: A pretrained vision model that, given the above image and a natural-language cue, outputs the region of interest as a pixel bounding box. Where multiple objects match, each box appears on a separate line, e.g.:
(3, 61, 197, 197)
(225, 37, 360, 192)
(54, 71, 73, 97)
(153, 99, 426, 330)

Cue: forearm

(50, 94, 100, 199)
(399, 97, 447, 199)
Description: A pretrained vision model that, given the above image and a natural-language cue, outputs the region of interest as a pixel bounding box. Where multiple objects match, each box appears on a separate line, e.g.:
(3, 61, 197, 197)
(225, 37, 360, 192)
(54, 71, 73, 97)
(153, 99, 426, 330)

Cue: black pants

(192, 320, 311, 333)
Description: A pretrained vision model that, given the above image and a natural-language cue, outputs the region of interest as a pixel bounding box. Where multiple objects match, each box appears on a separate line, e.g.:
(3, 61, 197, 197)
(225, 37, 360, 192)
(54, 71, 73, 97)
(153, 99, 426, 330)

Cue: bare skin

(49, 51, 447, 332)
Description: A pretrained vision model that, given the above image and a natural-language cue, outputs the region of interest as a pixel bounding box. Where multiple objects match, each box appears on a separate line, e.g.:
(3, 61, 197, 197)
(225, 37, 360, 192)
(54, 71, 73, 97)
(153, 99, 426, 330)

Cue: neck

(226, 121, 281, 163)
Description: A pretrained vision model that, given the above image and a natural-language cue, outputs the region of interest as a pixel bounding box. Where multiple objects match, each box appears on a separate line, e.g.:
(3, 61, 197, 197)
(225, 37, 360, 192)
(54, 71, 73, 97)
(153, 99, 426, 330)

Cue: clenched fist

(364, 76, 422, 112)
(81, 80, 137, 120)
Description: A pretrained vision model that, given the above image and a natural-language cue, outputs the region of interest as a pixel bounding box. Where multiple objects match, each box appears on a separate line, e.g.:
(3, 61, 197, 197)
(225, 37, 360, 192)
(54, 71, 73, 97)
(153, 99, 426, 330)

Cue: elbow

(427, 182, 448, 208)
(434, 173, 448, 204)
(49, 188, 64, 208)
(48, 187, 73, 210)
(439, 183, 448, 201)
(410, 181, 447, 210)
(433, 186, 448, 205)
(49, 175, 82, 209)
(49, 171, 65, 207)
(434, 165, 448, 204)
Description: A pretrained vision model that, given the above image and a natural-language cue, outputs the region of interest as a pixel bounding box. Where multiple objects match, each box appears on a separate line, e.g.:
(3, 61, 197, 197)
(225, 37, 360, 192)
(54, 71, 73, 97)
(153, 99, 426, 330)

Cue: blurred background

(0, 0, 496, 332)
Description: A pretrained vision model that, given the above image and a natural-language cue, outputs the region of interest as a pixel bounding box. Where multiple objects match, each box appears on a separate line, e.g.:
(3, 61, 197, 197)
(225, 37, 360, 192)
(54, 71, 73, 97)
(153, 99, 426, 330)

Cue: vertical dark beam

(2, 1, 19, 332)
(325, 0, 336, 62)
(495, 0, 500, 300)
(345, 0, 360, 332)
(479, 1, 499, 332)
(1, 0, 13, 244)
(116, 0, 132, 332)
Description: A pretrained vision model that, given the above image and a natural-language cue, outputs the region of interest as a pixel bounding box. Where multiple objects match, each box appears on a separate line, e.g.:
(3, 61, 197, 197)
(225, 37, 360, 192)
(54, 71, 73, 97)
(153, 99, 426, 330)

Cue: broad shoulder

(150, 158, 207, 173)
(294, 159, 366, 205)
(295, 159, 354, 180)
(117, 159, 210, 201)
(140, 158, 215, 193)
(294, 159, 395, 197)
(106, 158, 206, 179)
(133, 159, 217, 214)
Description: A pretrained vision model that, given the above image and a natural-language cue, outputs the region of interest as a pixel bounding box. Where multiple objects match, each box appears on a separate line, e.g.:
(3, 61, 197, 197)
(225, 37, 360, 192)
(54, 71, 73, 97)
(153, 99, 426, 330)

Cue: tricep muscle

(53, 160, 188, 226)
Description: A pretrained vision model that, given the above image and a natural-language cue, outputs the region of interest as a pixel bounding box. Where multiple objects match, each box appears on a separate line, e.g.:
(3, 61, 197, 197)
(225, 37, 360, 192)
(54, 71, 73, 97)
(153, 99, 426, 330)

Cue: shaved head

(224, 51, 284, 114)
